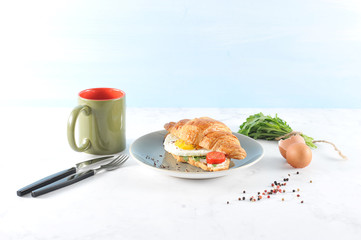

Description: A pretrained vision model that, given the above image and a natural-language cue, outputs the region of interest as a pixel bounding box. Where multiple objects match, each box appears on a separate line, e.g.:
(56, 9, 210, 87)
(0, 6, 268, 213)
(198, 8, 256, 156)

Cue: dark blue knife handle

(31, 170, 95, 197)
(17, 167, 77, 196)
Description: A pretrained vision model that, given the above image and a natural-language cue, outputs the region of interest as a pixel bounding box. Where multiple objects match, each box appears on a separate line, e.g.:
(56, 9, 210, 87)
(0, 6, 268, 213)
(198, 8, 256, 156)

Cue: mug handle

(67, 105, 92, 152)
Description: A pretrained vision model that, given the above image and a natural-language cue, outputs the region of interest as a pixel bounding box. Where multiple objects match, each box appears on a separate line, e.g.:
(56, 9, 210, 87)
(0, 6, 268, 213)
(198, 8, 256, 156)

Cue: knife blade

(16, 155, 115, 196)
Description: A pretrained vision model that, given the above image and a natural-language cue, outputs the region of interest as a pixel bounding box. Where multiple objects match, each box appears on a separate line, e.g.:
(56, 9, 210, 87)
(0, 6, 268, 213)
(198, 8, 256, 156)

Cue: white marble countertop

(1, 107, 361, 240)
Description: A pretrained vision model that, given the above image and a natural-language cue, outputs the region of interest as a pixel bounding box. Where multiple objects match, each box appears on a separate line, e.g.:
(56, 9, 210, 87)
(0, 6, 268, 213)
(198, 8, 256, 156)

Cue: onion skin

(278, 135, 305, 159)
(286, 143, 312, 168)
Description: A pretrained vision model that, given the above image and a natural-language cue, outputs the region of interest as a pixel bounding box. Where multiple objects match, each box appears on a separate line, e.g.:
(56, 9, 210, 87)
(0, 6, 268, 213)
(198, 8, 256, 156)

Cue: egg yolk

(175, 139, 195, 150)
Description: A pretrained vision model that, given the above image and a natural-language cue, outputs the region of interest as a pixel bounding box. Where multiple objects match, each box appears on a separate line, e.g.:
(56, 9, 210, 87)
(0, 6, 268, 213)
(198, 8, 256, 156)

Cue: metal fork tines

(94, 154, 129, 173)
(31, 154, 129, 197)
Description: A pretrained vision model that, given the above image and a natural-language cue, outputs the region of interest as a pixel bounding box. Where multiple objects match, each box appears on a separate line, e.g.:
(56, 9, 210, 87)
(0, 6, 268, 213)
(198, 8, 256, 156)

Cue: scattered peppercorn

(227, 201, 229, 204)
(232, 174, 310, 204)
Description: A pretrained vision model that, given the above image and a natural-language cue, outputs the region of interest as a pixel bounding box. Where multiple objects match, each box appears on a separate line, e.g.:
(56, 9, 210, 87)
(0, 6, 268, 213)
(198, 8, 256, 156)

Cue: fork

(31, 154, 129, 197)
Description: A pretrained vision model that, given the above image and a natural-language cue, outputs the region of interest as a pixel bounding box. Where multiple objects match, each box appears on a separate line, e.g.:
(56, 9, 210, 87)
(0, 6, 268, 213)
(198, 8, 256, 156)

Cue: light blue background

(1, 0, 360, 108)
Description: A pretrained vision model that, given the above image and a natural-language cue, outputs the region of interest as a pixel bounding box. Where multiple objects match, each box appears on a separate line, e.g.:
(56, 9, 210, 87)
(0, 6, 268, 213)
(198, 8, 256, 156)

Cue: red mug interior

(79, 88, 125, 100)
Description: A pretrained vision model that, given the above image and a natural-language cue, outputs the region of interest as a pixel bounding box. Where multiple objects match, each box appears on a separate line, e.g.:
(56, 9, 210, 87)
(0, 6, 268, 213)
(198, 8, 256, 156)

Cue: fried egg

(164, 134, 211, 156)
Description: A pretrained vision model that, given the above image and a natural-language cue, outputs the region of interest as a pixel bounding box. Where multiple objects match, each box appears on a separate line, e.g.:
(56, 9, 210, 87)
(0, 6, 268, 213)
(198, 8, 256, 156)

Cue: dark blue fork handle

(17, 167, 77, 196)
(31, 170, 95, 197)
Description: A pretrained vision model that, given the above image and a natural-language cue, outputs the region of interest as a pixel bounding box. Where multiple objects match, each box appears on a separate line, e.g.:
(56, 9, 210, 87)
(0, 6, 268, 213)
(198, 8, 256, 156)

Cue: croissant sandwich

(163, 117, 247, 172)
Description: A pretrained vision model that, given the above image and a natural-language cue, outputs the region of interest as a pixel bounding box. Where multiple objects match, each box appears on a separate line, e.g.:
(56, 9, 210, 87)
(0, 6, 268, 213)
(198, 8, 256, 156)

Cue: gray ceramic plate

(130, 130, 264, 179)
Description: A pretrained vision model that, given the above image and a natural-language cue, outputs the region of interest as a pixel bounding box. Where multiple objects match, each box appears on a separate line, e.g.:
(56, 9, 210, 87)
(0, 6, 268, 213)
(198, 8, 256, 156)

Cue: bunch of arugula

(238, 112, 317, 148)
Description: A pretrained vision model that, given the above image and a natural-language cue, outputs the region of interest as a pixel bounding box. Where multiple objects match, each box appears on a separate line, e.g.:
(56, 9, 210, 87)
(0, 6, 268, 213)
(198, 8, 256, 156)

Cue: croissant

(164, 117, 247, 160)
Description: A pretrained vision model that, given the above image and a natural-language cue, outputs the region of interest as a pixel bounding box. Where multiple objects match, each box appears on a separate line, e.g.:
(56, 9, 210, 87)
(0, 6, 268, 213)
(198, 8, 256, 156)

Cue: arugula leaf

(301, 134, 317, 149)
(182, 156, 188, 161)
(238, 112, 316, 148)
(193, 156, 200, 162)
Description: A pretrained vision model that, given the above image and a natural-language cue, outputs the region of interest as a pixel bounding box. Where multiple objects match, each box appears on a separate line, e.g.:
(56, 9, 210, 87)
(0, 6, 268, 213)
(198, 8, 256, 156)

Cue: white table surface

(1, 107, 361, 240)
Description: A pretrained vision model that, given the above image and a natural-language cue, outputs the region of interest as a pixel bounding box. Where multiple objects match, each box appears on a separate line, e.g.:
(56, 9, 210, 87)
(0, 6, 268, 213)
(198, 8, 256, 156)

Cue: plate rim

(130, 130, 264, 177)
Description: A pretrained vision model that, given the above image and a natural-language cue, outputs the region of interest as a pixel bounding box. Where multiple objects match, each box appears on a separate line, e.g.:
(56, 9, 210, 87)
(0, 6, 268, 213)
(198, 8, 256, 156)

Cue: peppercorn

(301, 201, 304, 203)
(243, 190, 246, 193)
(242, 197, 245, 201)
(238, 197, 241, 201)
(297, 171, 299, 174)
(310, 180, 312, 183)
(292, 190, 295, 192)
(282, 198, 284, 201)
(297, 194, 300, 197)
(227, 201, 229, 204)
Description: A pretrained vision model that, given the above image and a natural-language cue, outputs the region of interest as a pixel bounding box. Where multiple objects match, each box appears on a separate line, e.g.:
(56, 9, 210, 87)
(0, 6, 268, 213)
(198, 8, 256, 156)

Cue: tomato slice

(206, 151, 226, 164)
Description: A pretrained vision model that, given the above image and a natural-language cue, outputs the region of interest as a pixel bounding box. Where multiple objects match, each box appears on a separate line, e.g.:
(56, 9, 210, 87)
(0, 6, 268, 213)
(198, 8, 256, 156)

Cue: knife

(17, 155, 115, 196)
(30, 154, 128, 197)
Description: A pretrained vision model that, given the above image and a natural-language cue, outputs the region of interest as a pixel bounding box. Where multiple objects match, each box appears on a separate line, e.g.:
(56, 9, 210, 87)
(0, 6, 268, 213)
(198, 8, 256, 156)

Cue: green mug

(67, 88, 126, 155)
